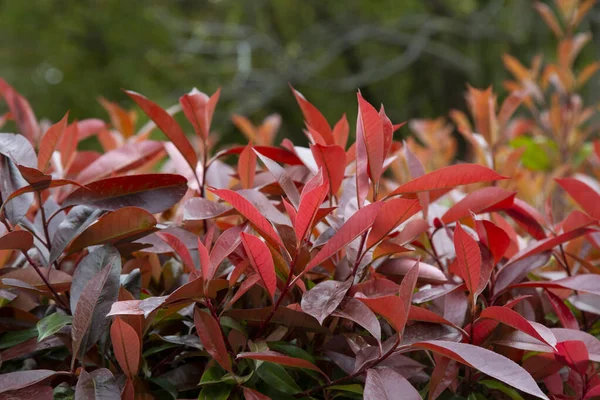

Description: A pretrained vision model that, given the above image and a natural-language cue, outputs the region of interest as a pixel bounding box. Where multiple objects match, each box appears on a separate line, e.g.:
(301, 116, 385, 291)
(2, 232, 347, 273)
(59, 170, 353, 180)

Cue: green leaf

(147, 377, 178, 400)
(37, 313, 72, 342)
(0, 327, 37, 349)
(509, 136, 556, 171)
(326, 384, 364, 394)
(269, 342, 316, 364)
(256, 363, 301, 394)
(198, 383, 233, 400)
(480, 379, 525, 400)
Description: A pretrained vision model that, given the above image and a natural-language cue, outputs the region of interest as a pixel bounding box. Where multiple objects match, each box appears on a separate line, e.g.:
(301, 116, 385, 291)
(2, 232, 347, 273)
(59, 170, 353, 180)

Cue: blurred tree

(0, 0, 598, 145)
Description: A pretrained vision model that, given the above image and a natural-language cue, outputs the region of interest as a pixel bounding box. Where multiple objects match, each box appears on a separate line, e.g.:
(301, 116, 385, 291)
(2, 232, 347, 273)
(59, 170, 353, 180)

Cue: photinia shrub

(1, 1, 600, 399)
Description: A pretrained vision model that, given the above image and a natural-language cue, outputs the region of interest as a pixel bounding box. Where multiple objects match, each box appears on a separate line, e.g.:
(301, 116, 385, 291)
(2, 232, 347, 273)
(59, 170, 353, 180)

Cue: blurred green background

(1, 0, 599, 145)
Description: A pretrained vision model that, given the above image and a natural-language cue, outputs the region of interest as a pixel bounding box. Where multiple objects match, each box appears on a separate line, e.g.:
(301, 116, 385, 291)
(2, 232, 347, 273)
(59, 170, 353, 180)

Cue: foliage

(1, 1, 600, 399)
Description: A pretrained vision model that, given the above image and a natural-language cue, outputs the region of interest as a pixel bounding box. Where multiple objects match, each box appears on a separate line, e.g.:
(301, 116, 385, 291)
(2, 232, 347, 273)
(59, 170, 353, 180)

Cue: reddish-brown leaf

(545, 289, 579, 330)
(179, 88, 220, 140)
(475, 219, 510, 264)
(332, 114, 349, 149)
(0, 230, 33, 251)
(305, 202, 383, 271)
(0, 370, 67, 395)
(300, 278, 351, 325)
(377, 258, 447, 284)
(388, 164, 507, 197)
(194, 307, 232, 372)
(367, 198, 421, 249)
(479, 306, 556, 347)
(0, 79, 40, 143)
(243, 387, 271, 400)
(156, 231, 196, 273)
(37, 112, 69, 171)
(209, 188, 283, 249)
(241, 232, 277, 300)
(556, 340, 589, 375)
(412, 340, 548, 399)
(67, 207, 157, 253)
(237, 351, 327, 378)
(442, 187, 516, 223)
(126, 90, 198, 172)
(238, 143, 256, 189)
(357, 294, 405, 332)
(63, 173, 187, 214)
(110, 317, 140, 378)
(506, 227, 593, 265)
(332, 297, 381, 341)
(310, 143, 346, 196)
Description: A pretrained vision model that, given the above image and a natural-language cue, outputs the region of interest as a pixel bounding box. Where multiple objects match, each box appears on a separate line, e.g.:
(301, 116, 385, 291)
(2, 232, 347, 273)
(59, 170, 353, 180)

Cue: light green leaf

(37, 312, 72, 342)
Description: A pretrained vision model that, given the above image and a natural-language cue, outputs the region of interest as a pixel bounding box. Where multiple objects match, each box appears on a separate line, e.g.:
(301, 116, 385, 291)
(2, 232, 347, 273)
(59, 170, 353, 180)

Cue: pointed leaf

(74, 369, 120, 400)
(388, 164, 507, 197)
(367, 198, 421, 249)
(453, 223, 481, 301)
(237, 351, 327, 377)
(36, 313, 72, 342)
(364, 367, 421, 400)
(180, 88, 220, 140)
(194, 307, 232, 372)
(442, 187, 516, 223)
(479, 306, 556, 347)
(295, 181, 328, 244)
(241, 233, 276, 300)
(310, 144, 346, 196)
(38, 112, 69, 171)
(306, 202, 383, 271)
(357, 93, 384, 185)
(545, 289, 579, 330)
(49, 206, 103, 263)
(62, 173, 187, 214)
(110, 317, 140, 378)
(412, 340, 548, 399)
(156, 231, 196, 273)
(292, 87, 333, 144)
(67, 207, 157, 253)
(555, 340, 589, 375)
(238, 143, 256, 189)
(557, 177, 600, 220)
(332, 297, 381, 341)
(126, 90, 198, 172)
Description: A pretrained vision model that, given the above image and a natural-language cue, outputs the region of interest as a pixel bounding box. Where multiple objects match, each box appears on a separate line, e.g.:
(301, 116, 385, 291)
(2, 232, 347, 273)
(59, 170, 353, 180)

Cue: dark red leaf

(479, 306, 556, 347)
(332, 297, 381, 341)
(126, 90, 198, 172)
(237, 351, 327, 377)
(156, 231, 196, 273)
(545, 289, 579, 330)
(0, 79, 40, 143)
(194, 307, 232, 372)
(62, 173, 188, 214)
(475, 219, 510, 264)
(412, 340, 548, 399)
(453, 223, 481, 303)
(557, 177, 600, 220)
(0, 370, 66, 395)
(295, 180, 328, 244)
(367, 198, 422, 249)
(556, 340, 589, 375)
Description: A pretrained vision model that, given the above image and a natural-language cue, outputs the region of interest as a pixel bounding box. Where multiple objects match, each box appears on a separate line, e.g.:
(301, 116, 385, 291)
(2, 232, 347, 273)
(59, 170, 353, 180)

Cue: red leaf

(237, 351, 327, 378)
(179, 88, 220, 140)
(442, 187, 516, 223)
(241, 233, 277, 300)
(37, 112, 69, 171)
(183, 197, 232, 221)
(197, 237, 211, 281)
(332, 114, 349, 149)
(412, 340, 548, 399)
(408, 306, 467, 338)
(379, 105, 394, 159)
(58, 122, 79, 168)
(194, 308, 232, 372)
(364, 367, 421, 400)
(156, 232, 196, 273)
(0, 370, 67, 395)
(295, 180, 328, 244)
(1, 179, 83, 209)
(556, 340, 589, 375)
(429, 356, 458, 400)
(357, 294, 405, 332)
(310, 143, 346, 196)
(557, 177, 600, 220)
(475, 219, 510, 264)
(479, 306, 556, 347)
(209, 188, 283, 250)
(505, 199, 547, 240)
(367, 198, 421, 249)
(76, 141, 164, 183)
(67, 207, 157, 253)
(545, 289, 579, 330)
(291, 87, 333, 144)
(63, 173, 188, 214)
(387, 164, 507, 197)
(507, 274, 600, 296)
(125, 90, 198, 173)
(110, 317, 140, 378)
(453, 223, 481, 302)
(255, 151, 301, 208)
(208, 225, 244, 277)
(305, 202, 383, 271)
(357, 92, 384, 186)
(238, 143, 256, 189)
(0, 230, 33, 251)
(0, 79, 40, 143)
(398, 260, 419, 333)
(506, 227, 593, 264)
(332, 297, 381, 341)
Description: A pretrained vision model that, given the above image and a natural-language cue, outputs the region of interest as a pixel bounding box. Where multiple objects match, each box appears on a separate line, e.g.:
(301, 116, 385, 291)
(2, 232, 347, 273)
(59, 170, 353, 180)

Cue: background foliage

(2, 0, 599, 144)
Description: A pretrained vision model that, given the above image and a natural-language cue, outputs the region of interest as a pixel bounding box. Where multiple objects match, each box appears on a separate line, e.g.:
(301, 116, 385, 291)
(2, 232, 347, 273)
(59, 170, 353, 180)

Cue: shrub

(1, 1, 600, 399)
